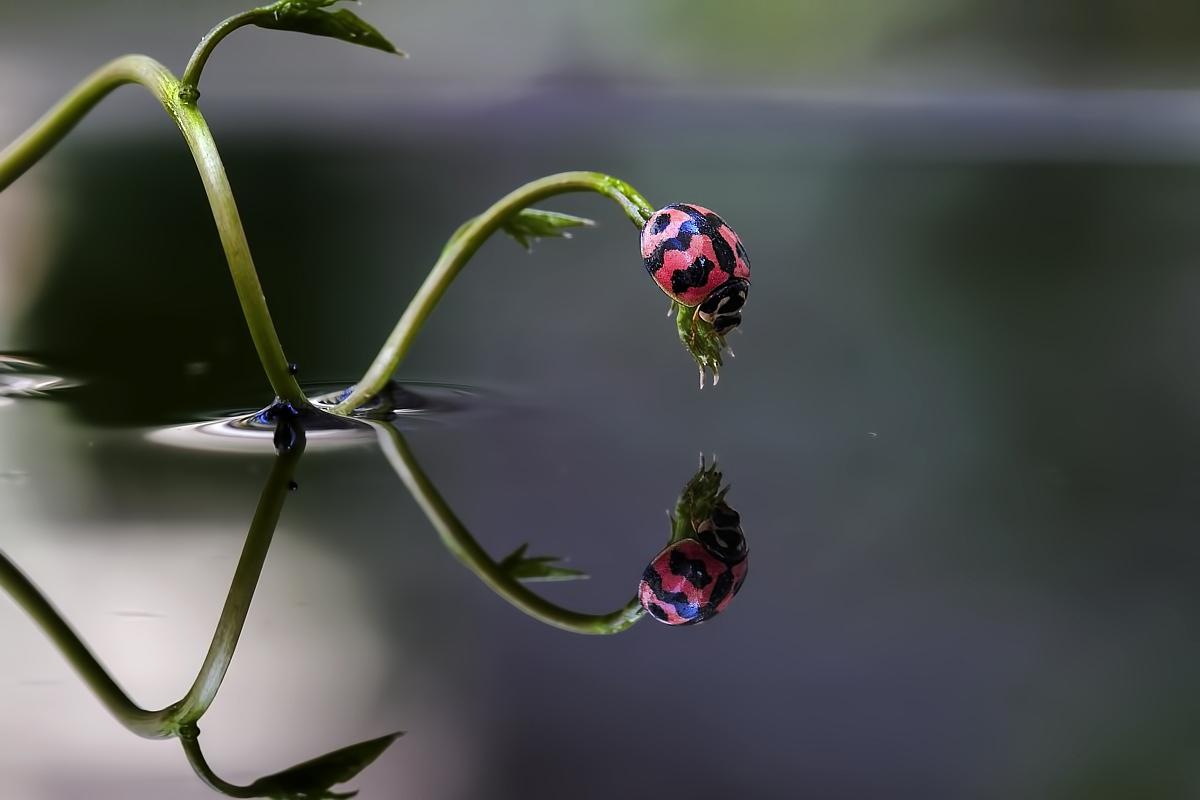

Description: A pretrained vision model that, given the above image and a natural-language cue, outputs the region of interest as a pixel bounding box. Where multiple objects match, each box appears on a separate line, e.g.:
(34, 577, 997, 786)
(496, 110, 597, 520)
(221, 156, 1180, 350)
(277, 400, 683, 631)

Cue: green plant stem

(0, 55, 307, 407)
(0, 437, 303, 738)
(181, 9, 262, 93)
(0, 552, 163, 734)
(331, 172, 654, 415)
(371, 422, 646, 635)
(181, 734, 259, 798)
(166, 437, 304, 727)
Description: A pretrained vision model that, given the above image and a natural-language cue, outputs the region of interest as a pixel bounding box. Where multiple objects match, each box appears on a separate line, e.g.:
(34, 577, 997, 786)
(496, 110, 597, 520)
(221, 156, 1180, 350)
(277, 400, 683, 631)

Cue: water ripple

(146, 381, 484, 453)
(0, 355, 77, 402)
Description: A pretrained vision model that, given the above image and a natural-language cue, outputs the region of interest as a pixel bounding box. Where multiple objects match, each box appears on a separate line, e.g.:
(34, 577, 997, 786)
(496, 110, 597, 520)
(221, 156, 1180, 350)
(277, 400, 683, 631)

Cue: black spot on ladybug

(736, 239, 749, 263)
(645, 222, 698, 273)
(642, 562, 700, 620)
(646, 603, 669, 622)
(670, 254, 718, 296)
(651, 213, 672, 234)
(733, 569, 748, 595)
(703, 567, 737, 613)
(668, 547, 713, 589)
(706, 224, 738, 274)
(669, 205, 738, 275)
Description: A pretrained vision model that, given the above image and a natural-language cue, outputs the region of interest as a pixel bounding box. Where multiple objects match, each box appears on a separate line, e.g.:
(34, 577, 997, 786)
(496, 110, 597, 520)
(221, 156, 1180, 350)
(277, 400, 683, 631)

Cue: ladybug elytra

(638, 498, 749, 625)
(640, 204, 751, 335)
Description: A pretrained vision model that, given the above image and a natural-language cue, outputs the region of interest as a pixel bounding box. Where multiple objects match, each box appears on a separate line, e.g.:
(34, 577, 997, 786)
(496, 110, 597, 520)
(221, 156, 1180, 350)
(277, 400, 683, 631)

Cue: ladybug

(638, 499, 749, 625)
(640, 204, 751, 335)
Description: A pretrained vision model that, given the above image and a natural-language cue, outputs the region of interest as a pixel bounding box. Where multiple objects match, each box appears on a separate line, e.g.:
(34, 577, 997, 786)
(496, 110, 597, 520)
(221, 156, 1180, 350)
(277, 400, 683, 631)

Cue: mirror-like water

(4, 93, 1200, 799)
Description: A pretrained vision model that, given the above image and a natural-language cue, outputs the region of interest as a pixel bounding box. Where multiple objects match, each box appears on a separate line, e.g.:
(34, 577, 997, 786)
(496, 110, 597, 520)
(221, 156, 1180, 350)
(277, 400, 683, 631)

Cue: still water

(3, 91, 1200, 798)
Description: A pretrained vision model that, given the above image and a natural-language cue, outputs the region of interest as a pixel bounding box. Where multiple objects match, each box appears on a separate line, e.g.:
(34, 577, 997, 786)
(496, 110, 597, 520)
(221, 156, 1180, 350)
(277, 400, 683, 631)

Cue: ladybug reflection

(640, 204, 751, 335)
(638, 462, 749, 625)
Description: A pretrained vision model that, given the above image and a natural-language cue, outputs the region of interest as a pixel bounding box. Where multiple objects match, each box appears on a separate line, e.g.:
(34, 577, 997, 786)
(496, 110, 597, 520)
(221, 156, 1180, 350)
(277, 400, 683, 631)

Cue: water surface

(3, 93, 1200, 799)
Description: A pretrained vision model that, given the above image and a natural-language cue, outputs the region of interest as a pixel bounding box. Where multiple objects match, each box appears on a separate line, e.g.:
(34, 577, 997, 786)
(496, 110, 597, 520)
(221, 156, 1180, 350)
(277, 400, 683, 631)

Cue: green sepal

(498, 543, 588, 582)
(254, 0, 403, 57)
(501, 208, 595, 251)
(675, 302, 729, 387)
(669, 457, 728, 542)
(244, 732, 403, 799)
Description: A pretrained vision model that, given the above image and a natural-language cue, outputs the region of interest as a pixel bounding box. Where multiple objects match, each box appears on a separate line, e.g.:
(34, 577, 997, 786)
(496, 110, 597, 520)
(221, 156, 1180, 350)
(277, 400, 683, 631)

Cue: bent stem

(181, 9, 263, 94)
(181, 735, 260, 799)
(167, 434, 304, 727)
(0, 55, 307, 407)
(181, 727, 401, 800)
(332, 172, 654, 414)
(0, 431, 304, 738)
(371, 422, 646, 635)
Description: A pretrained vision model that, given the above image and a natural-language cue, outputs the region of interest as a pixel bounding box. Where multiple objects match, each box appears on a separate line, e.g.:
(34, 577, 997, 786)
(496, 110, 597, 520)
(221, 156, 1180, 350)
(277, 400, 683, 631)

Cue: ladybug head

(697, 278, 749, 336)
(695, 501, 748, 564)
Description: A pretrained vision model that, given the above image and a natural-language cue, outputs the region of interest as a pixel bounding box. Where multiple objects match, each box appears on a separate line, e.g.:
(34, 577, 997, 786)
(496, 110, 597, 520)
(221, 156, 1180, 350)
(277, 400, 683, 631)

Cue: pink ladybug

(640, 204, 751, 335)
(638, 500, 748, 625)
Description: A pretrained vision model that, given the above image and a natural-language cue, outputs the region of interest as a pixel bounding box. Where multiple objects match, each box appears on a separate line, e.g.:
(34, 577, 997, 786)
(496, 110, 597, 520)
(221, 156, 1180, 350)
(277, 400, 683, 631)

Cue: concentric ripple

(146, 381, 483, 453)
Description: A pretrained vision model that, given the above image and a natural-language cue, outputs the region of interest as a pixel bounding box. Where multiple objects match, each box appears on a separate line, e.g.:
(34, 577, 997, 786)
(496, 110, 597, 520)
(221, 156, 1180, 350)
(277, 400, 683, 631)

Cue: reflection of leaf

(254, 0, 403, 57)
(501, 209, 594, 251)
(245, 732, 402, 800)
(499, 543, 588, 582)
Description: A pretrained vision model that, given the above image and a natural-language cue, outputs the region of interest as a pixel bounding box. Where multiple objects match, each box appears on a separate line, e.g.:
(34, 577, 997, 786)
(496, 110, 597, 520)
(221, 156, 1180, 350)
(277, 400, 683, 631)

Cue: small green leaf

(254, 0, 403, 57)
(498, 543, 588, 582)
(501, 208, 595, 251)
(245, 732, 402, 800)
(675, 302, 730, 387)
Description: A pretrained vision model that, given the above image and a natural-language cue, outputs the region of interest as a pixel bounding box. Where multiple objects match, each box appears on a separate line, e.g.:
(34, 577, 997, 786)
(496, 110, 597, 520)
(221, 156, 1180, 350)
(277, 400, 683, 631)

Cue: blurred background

(4, 1, 1200, 798)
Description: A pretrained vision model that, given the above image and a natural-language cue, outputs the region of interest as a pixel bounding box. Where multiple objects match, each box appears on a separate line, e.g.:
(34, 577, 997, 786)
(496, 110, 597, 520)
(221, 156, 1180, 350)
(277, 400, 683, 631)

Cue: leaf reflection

(181, 729, 401, 800)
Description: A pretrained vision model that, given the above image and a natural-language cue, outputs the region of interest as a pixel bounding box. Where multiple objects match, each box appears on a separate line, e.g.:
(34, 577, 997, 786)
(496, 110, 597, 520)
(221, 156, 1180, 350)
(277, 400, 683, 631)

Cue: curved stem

(371, 422, 646, 635)
(0, 55, 307, 406)
(331, 172, 654, 414)
(0, 433, 303, 738)
(0, 552, 163, 733)
(166, 435, 304, 727)
(181, 9, 262, 93)
(181, 734, 259, 798)
(0, 57, 165, 189)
